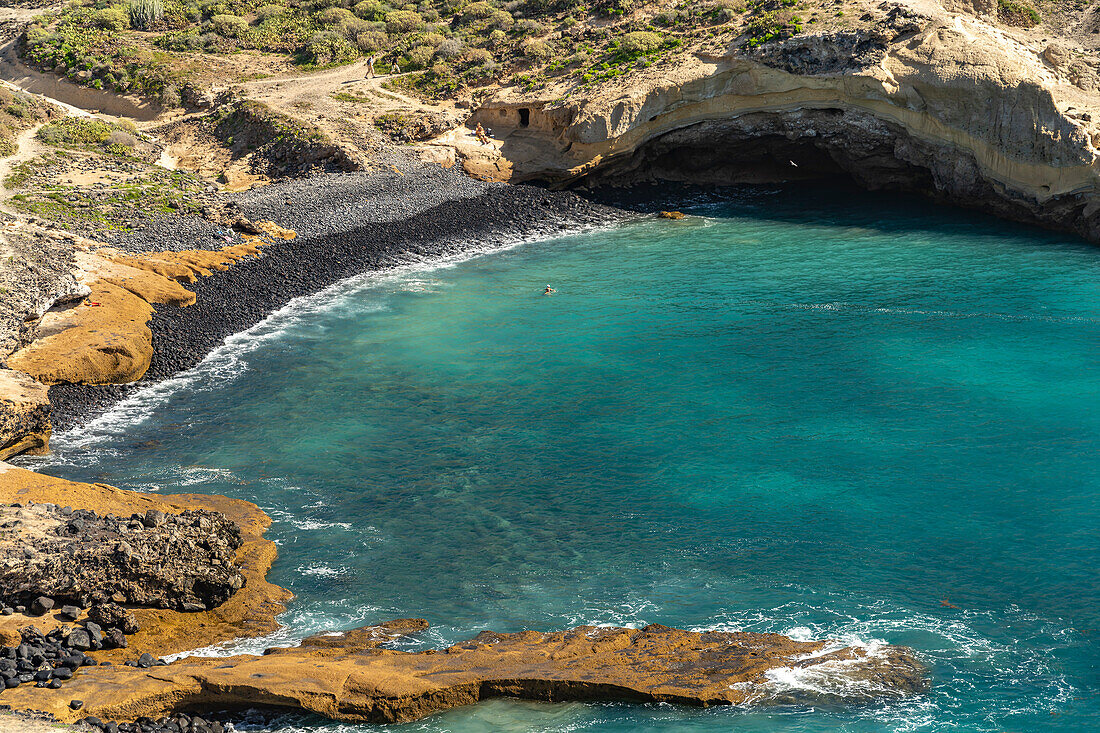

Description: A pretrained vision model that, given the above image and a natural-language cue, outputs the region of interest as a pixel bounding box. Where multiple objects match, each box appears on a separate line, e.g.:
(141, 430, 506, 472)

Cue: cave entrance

(518, 108, 530, 127)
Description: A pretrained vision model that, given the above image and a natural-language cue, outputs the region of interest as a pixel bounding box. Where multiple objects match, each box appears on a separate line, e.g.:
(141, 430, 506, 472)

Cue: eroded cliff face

(461, 0, 1100, 240)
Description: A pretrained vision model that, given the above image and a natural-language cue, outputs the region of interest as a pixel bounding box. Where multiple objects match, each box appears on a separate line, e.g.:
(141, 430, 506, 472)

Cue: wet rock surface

(0, 502, 244, 611)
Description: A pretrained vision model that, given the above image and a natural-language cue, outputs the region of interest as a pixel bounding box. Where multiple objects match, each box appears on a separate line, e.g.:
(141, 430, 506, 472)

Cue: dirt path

(0, 122, 47, 213)
(0, 6, 58, 23)
(239, 61, 437, 118)
(0, 36, 163, 120)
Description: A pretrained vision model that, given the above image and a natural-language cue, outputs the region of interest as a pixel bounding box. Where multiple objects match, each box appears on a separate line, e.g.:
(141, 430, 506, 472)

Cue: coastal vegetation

(996, 0, 1040, 26)
(18, 0, 835, 104)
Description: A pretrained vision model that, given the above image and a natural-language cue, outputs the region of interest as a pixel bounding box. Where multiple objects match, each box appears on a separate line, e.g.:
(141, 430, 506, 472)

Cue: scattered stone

(81, 713, 230, 733)
(29, 597, 53, 616)
(49, 171, 623, 430)
(69, 699, 83, 710)
(58, 605, 81, 621)
(86, 603, 140, 635)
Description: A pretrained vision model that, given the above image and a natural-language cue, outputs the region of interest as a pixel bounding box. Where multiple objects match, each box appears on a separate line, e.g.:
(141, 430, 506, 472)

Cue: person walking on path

(365, 54, 378, 79)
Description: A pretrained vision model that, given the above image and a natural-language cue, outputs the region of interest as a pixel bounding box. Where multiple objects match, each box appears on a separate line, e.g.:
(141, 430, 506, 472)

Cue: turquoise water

(26, 187, 1100, 731)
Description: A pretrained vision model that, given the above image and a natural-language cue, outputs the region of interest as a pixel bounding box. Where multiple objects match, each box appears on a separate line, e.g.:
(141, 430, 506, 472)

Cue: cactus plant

(128, 0, 164, 30)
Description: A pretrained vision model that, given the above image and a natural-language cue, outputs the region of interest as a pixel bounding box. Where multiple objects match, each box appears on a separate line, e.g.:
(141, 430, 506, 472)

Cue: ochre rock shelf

(6, 619, 927, 725)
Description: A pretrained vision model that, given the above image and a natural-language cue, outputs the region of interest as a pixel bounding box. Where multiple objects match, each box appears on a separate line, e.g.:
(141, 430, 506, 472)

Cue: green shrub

(461, 46, 492, 65)
(385, 9, 422, 32)
(406, 43, 434, 67)
(255, 4, 289, 21)
(434, 37, 462, 56)
(619, 30, 661, 55)
(210, 13, 247, 37)
(419, 31, 444, 46)
(521, 37, 551, 58)
(997, 0, 1040, 26)
(91, 7, 129, 31)
(318, 7, 354, 24)
(37, 117, 131, 150)
(463, 1, 494, 17)
(353, 0, 386, 20)
(487, 8, 512, 28)
(743, 9, 799, 47)
(355, 29, 387, 51)
(301, 29, 358, 64)
(513, 18, 543, 35)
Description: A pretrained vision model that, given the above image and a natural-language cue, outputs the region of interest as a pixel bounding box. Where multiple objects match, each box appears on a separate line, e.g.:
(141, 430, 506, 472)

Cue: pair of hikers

(365, 56, 401, 79)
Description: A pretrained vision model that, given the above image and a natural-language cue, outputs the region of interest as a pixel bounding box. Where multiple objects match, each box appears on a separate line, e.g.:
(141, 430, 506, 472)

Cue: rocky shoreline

(0, 462, 930, 730)
(46, 165, 624, 431)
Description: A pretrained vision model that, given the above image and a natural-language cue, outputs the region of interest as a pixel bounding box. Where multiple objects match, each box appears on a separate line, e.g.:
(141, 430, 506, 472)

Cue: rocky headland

(0, 463, 930, 730)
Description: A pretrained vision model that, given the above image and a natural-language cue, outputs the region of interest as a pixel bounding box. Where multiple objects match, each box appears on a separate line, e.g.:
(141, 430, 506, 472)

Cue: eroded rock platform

(12, 619, 926, 725)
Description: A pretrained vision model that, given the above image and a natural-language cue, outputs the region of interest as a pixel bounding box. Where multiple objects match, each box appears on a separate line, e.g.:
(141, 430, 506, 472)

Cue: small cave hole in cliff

(519, 108, 531, 127)
(577, 134, 859, 188)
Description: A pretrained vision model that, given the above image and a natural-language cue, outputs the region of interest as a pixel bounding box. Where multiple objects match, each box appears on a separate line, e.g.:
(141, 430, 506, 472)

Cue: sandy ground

(0, 713, 76, 732)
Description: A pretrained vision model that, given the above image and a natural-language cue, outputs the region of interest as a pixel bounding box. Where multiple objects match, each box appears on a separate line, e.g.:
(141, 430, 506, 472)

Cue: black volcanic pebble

(0, 620, 139, 700)
(81, 713, 229, 733)
(59, 605, 82, 621)
(30, 597, 54, 616)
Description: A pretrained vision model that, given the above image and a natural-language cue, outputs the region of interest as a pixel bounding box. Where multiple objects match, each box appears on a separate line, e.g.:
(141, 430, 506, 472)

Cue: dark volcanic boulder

(29, 596, 53, 616)
(86, 603, 140, 635)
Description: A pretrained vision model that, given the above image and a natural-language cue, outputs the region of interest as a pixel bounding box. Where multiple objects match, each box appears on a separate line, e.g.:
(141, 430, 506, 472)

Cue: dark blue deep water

(26, 188, 1100, 731)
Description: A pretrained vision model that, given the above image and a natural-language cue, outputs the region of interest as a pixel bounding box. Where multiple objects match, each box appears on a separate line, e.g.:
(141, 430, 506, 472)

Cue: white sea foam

(770, 300, 1100, 324)
(164, 602, 388, 661)
(296, 563, 348, 577)
(265, 507, 354, 531)
(562, 597, 659, 629)
(46, 221, 618, 458)
(691, 596, 1079, 728)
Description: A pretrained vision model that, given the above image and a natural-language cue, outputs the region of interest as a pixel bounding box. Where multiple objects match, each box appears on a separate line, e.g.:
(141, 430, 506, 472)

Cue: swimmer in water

(543, 285, 555, 295)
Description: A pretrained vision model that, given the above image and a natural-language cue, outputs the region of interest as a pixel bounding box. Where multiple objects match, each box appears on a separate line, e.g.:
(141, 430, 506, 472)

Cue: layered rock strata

(0, 370, 48, 460)
(0, 223, 294, 458)
(5, 234, 287, 388)
(0, 502, 244, 612)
